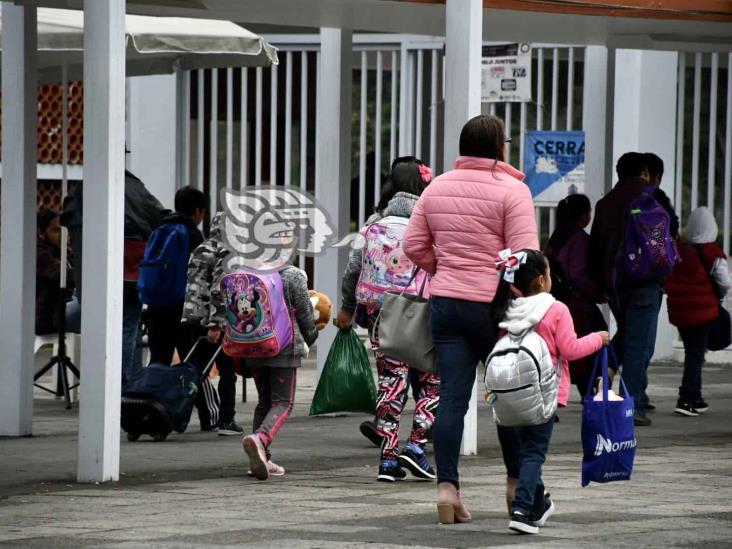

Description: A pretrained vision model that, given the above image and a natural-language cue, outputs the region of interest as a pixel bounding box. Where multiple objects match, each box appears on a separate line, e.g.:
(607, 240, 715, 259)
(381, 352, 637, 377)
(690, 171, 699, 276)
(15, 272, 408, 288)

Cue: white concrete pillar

(613, 50, 678, 197)
(612, 49, 679, 361)
(314, 28, 353, 377)
(445, 0, 482, 456)
(77, 0, 126, 482)
(443, 0, 481, 170)
(0, 3, 37, 437)
(127, 74, 178, 209)
(582, 46, 616, 203)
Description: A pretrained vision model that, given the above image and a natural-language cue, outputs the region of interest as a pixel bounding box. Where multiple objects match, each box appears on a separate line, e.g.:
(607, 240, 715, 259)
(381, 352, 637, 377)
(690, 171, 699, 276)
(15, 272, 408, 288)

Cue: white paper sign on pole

(481, 42, 532, 103)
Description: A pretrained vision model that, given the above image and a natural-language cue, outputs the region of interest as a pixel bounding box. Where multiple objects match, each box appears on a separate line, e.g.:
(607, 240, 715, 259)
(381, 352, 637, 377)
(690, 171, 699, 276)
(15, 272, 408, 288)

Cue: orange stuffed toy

(308, 290, 332, 331)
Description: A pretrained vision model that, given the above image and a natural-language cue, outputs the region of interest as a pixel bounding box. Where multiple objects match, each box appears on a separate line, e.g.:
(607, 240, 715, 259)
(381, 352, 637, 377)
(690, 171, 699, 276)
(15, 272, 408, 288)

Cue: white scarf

(498, 293, 556, 336)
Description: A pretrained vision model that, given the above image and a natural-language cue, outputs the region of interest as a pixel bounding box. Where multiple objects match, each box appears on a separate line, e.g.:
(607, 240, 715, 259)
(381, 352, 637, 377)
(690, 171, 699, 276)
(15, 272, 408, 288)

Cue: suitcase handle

(182, 336, 209, 363)
(182, 337, 223, 383)
(198, 345, 223, 384)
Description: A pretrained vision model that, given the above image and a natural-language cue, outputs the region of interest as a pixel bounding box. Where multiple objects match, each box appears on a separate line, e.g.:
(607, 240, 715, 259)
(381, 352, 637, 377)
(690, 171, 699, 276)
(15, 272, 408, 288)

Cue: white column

(175, 70, 191, 190)
(445, 0, 482, 456)
(444, 0, 481, 171)
(612, 50, 679, 361)
(314, 28, 353, 377)
(582, 46, 615, 205)
(613, 50, 678, 197)
(127, 74, 178, 209)
(0, 3, 37, 437)
(77, 0, 126, 483)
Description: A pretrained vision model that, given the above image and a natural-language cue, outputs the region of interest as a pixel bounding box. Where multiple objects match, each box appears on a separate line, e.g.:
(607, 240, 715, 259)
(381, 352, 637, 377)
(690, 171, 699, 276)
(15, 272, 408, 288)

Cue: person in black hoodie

(146, 186, 205, 366)
(60, 170, 168, 387)
(36, 209, 74, 335)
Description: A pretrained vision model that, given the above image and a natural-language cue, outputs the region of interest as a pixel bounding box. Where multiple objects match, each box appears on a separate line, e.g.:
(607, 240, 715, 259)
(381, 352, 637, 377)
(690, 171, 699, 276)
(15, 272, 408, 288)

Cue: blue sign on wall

(523, 130, 585, 206)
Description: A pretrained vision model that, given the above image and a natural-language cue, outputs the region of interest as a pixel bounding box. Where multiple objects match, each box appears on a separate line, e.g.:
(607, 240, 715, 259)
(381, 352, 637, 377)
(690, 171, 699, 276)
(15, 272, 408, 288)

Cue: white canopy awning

(0, 7, 279, 82)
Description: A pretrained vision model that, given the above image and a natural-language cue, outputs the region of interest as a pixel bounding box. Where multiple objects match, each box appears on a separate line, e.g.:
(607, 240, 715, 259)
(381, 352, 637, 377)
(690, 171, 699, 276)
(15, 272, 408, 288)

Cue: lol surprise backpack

(355, 216, 429, 310)
(219, 270, 293, 358)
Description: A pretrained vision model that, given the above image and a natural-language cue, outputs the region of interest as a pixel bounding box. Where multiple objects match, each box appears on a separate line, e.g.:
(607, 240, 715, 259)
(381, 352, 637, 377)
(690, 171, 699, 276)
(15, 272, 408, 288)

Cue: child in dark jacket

(544, 194, 607, 398)
(35, 209, 74, 335)
(145, 186, 206, 366)
(181, 212, 242, 435)
(665, 207, 731, 416)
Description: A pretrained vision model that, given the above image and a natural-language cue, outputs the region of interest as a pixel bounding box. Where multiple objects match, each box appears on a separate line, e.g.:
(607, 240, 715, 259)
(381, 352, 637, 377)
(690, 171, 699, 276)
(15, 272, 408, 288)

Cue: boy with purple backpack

(588, 152, 679, 427)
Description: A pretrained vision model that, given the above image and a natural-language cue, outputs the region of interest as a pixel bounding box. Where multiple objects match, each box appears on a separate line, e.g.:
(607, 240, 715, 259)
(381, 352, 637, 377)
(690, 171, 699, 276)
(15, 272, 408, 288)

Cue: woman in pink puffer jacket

(403, 115, 539, 524)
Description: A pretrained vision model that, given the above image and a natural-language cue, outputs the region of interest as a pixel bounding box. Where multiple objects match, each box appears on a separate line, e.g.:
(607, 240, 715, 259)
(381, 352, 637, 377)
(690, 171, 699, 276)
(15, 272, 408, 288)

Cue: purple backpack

(622, 187, 678, 280)
(220, 270, 293, 358)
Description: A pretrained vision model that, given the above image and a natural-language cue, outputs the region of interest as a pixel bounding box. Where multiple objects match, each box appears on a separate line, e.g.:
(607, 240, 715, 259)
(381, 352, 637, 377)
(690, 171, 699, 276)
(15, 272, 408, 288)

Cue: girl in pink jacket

(492, 249, 608, 534)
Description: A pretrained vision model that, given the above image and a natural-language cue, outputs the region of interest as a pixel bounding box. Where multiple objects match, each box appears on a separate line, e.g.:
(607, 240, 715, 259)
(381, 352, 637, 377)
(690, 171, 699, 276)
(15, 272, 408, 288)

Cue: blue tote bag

(581, 347, 637, 487)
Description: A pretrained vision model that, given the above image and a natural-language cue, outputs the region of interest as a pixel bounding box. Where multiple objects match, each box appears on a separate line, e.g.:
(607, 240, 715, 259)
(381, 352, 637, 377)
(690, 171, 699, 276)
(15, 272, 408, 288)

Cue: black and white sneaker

(693, 398, 709, 413)
(377, 459, 407, 482)
(218, 420, 244, 436)
(674, 400, 700, 417)
(634, 410, 652, 426)
(397, 443, 436, 480)
(359, 420, 384, 448)
(535, 493, 555, 527)
(509, 511, 539, 534)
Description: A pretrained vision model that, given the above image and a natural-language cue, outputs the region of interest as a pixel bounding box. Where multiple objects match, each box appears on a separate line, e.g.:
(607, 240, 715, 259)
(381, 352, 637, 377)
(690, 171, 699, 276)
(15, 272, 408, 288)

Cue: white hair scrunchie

(495, 248, 527, 284)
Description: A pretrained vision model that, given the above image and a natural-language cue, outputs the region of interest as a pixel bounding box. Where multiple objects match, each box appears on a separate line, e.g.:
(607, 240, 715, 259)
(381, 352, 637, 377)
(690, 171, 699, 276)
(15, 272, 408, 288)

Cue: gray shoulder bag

(375, 270, 437, 374)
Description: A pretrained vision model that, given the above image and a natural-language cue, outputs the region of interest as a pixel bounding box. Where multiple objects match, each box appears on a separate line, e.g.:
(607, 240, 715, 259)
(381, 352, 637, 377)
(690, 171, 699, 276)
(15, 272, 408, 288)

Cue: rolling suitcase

(121, 338, 221, 442)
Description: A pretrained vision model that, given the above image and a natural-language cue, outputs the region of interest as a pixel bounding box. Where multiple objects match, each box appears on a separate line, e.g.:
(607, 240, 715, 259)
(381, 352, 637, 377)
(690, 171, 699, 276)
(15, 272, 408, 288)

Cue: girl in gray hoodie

(337, 160, 440, 483)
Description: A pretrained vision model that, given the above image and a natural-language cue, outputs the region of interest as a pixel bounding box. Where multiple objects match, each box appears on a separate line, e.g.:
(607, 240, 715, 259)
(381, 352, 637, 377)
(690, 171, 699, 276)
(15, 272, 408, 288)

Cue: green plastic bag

(309, 328, 377, 415)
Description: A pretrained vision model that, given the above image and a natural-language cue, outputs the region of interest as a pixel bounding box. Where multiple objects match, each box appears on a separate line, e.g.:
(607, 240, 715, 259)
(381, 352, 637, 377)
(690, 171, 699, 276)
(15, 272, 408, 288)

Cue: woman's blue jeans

(429, 296, 496, 489)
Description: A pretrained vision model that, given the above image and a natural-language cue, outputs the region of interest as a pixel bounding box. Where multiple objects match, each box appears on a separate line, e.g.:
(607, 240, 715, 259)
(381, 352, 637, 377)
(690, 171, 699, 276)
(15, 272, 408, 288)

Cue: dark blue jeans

(498, 419, 554, 519)
(610, 283, 662, 412)
(429, 296, 496, 489)
(678, 323, 712, 402)
(122, 283, 143, 388)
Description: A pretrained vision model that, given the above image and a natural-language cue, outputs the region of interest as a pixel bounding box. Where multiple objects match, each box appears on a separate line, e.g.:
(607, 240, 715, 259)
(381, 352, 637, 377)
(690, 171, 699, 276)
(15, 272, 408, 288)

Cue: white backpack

(483, 329, 559, 426)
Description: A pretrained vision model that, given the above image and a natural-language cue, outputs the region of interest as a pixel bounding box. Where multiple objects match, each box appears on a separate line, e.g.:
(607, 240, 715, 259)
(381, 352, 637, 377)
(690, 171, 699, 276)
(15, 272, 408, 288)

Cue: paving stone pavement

(1, 357, 731, 548)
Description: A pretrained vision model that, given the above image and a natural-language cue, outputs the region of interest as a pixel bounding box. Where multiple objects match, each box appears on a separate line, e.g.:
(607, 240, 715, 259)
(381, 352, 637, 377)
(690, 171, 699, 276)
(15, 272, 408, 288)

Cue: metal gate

(177, 35, 587, 254)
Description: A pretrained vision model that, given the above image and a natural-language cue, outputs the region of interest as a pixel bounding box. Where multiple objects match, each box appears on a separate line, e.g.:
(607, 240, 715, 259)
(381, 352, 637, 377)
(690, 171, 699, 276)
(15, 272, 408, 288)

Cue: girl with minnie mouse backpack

(210, 260, 319, 481)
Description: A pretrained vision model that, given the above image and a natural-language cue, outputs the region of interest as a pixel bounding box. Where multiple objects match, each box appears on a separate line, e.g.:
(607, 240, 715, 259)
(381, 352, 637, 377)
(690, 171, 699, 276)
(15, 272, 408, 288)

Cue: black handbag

(707, 305, 731, 351)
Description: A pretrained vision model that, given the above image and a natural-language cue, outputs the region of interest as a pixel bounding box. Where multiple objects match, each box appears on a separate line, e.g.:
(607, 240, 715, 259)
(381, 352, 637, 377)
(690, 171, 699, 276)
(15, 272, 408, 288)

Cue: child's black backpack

(547, 255, 574, 304)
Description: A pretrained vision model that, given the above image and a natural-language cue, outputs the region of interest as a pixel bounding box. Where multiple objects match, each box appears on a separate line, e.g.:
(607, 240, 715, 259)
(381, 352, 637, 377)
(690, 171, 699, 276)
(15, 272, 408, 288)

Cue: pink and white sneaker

(242, 434, 268, 481)
(247, 461, 286, 478)
(267, 460, 285, 477)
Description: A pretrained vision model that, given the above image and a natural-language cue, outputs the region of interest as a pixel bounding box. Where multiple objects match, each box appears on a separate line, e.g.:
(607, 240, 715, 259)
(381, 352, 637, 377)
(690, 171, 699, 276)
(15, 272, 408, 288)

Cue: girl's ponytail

(491, 277, 514, 325)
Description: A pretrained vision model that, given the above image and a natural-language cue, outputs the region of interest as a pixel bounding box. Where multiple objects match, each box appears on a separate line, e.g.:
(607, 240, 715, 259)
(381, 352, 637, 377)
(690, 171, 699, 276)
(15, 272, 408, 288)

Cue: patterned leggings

(374, 354, 440, 460)
(251, 367, 296, 451)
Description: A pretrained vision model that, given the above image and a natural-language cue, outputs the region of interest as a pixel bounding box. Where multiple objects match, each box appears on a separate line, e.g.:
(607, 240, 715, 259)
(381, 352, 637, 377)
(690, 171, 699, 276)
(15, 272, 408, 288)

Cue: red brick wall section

(0, 82, 84, 165)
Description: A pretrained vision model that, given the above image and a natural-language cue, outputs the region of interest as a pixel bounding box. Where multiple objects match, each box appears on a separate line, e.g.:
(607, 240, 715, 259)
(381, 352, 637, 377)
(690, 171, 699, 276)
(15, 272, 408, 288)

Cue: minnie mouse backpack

(219, 270, 293, 358)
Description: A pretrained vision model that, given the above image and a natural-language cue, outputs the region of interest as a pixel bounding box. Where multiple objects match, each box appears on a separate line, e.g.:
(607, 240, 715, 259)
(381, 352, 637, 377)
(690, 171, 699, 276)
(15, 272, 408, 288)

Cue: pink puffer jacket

(403, 156, 538, 303)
